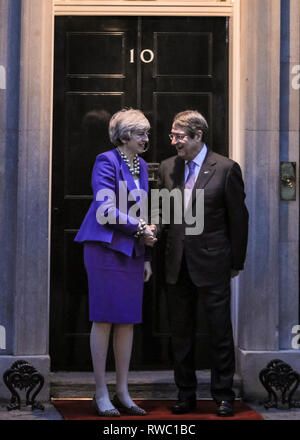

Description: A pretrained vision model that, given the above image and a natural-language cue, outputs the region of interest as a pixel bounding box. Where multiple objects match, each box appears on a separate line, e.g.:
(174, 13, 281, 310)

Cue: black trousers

(166, 254, 235, 403)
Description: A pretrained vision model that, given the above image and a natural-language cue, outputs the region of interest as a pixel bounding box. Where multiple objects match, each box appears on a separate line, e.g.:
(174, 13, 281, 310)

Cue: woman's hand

(148, 224, 157, 236)
(143, 224, 154, 236)
(144, 261, 152, 282)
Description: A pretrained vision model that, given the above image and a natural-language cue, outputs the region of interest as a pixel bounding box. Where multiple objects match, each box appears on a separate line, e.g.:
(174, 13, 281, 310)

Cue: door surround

(54, 1, 234, 16)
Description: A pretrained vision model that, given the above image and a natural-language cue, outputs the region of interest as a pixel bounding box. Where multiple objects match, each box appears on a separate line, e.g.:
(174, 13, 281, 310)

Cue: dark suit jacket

(158, 148, 249, 286)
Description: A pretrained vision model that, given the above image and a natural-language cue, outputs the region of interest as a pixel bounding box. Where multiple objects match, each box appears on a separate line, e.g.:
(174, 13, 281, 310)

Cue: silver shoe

(92, 395, 120, 417)
(112, 394, 147, 416)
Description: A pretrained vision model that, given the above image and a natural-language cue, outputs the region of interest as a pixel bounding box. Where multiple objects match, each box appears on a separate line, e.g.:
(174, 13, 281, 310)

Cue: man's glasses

(169, 133, 187, 141)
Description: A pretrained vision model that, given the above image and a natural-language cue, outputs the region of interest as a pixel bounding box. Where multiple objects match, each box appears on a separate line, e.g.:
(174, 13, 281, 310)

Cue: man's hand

(231, 270, 240, 278)
(144, 261, 152, 282)
(142, 224, 158, 247)
(142, 234, 157, 247)
(144, 224, 157, 236)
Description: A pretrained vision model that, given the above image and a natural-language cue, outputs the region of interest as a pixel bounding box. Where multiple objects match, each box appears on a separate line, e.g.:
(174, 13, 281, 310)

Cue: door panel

(50, 16, 228, 371)
(154, 32, 212, 77)
(141, 17, 228, 163)
(67, 32, 126, 76)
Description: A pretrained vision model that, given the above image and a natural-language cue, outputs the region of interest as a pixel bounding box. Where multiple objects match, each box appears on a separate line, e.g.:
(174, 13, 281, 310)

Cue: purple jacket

(75, 149, 149, 258)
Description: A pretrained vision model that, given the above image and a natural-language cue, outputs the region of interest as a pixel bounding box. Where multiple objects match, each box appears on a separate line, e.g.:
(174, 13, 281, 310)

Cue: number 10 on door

(130, 49, 155, 64)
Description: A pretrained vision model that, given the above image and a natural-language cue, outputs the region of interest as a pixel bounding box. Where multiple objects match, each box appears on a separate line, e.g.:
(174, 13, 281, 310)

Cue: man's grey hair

(173, 110, 209, 143)
(109, 108, 150, 146)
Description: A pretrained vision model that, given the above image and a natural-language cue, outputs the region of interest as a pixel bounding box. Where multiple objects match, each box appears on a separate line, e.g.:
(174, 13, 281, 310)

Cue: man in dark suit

(158, 110, 248, 417)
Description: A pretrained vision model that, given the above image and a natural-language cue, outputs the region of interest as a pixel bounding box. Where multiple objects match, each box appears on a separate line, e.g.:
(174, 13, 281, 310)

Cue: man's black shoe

(171, 397, 197, 414)
(216, 400, 234, 417)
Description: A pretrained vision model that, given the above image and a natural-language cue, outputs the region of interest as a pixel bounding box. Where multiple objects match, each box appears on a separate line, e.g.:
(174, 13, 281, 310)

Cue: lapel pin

(203, 170, 210, 174)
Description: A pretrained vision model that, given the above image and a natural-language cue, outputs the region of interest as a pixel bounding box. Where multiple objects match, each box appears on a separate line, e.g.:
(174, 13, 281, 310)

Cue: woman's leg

(90, 321, 116, 411)
(113, 323, 136, 407)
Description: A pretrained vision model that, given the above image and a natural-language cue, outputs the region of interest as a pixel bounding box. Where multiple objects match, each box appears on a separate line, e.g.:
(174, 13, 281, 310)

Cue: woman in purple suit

(75, 109, 157, 417)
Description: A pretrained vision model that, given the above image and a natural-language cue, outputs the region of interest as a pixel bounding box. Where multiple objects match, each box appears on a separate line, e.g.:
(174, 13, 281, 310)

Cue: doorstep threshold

(50, 371, 242, 399)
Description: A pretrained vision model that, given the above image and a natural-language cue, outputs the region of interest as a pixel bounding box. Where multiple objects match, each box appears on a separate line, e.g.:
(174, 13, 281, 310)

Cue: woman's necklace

(117, 148, 140, 177)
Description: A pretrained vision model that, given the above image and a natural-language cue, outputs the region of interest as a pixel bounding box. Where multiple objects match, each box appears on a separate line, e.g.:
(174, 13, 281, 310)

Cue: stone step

(50, 371, 242, 399)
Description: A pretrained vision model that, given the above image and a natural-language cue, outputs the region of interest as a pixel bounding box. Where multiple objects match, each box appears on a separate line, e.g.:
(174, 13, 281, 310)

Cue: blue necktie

(184, 161, 196, 209)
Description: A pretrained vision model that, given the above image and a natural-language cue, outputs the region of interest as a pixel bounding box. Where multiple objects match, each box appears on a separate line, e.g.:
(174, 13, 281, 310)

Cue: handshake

(135, 220, 158, 247)
(143, 224, 158, 247)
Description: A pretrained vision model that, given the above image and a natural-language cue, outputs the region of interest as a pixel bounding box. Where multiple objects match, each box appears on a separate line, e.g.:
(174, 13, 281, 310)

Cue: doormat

(52, 399, 263, 420)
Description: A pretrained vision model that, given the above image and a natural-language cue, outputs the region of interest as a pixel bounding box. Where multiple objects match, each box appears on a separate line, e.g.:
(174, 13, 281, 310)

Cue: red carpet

(52, 399, 263, 420)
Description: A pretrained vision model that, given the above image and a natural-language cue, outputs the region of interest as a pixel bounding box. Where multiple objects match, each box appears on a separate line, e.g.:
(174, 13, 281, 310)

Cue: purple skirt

(83, 242, 144, 323)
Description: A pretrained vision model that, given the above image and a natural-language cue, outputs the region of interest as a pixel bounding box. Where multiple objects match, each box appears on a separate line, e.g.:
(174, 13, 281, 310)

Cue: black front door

(50, 16, 228, 371)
